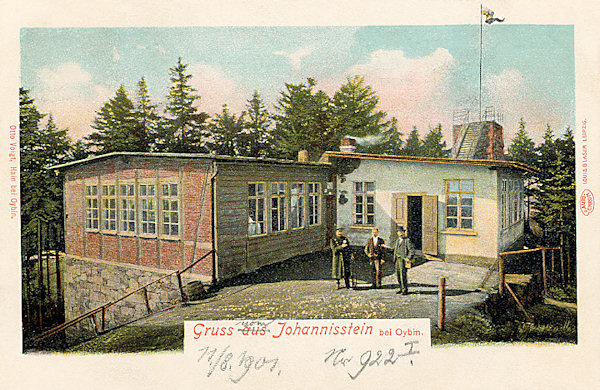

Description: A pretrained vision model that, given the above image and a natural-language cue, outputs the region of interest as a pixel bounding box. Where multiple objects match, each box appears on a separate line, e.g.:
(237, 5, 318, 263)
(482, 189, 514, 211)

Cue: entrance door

(421, 195, 438, 255)
(392, 193, 438, 255)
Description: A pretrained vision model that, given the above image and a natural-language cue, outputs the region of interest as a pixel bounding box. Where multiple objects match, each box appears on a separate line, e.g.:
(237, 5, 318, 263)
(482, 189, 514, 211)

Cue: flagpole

(479, 4, 483, 121)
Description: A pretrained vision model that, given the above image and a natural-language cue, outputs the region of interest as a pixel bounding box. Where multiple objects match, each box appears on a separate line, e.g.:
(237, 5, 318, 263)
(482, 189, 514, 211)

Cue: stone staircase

(455, 122, 484, 159)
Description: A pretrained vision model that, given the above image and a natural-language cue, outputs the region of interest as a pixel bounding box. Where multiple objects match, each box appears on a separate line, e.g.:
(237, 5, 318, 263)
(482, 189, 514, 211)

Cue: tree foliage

(86, 85, 146, 153)
(402, 126, 422, 156)
(531, 125, 575, 244)
(20, 89, 71, 253)
(243, 91, 274, 157)
(331, 75, 389, 140)
(134, 77, 161, 150)
(161, 57, 209, 152)
(421, 124, 449, 157)
(272, 78, 333, 160)
(206, 105, 246, 156)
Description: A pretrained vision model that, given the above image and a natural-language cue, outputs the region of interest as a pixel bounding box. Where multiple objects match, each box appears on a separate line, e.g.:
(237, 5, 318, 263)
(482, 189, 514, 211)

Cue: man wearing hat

(330, 227, 352, 289)
(393, 226, 414, 295)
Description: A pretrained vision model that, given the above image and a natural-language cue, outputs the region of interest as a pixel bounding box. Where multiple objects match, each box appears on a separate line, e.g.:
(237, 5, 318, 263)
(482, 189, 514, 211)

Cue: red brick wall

(62, 156, 214, 278)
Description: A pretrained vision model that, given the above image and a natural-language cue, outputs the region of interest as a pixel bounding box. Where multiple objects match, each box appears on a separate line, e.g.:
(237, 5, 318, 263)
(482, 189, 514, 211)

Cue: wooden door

(421, 195, 438, 255)
(391, 193, 408, 230)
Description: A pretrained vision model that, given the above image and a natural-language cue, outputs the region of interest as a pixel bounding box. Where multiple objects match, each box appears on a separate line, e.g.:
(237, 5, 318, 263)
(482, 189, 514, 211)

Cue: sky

(20, 25, 574, 145)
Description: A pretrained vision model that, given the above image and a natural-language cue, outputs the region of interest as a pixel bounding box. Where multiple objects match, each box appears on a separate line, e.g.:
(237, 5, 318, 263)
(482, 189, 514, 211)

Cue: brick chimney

(298, 150, 309, 162)
(340, 138, 357, 153)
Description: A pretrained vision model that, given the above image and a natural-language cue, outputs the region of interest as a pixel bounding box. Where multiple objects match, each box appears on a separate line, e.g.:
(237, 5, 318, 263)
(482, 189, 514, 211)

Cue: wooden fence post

(55, 249, 62, 305)
(560, 236, 565, 284)
(177, 272, 188, 304)
(101, 307, 106, 332)
(499, 255, 505, 295)
(438, 276, 446, 331)
(541, 249, 548, 296)
(551, 249, 555, 274)
(37, 220, 43, 330)
(143, 287, 152, 314)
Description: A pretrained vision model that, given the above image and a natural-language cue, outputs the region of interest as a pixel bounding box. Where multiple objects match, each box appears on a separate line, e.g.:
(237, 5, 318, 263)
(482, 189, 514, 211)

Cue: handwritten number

(384, 349, 397, 365)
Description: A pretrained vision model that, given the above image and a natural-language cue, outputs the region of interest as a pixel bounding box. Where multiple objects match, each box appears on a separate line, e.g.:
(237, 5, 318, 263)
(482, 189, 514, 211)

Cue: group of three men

(330, 226, 415, 295)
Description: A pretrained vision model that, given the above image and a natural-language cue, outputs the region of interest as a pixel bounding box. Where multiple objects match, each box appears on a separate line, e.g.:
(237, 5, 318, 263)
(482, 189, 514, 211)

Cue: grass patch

(433, 303, 577, 345)
(66, 324, 184, 353)
(548, 285, 577, 303)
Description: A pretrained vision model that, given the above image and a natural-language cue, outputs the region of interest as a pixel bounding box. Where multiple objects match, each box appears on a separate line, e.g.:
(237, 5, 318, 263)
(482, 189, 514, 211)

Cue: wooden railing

(479, 247, 561, 322)
(31, 249, 214, 344)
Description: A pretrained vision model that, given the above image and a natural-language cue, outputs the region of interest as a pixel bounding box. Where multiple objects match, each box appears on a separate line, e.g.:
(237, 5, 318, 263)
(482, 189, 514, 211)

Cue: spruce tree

(162, 57, 209, 152)
(272, 78, 333, 160)
(421, 124, 448, 157)
(243, 91, 273, 157)
(402, 126, 422, 156)
(331, 75, 389, 141)
(356, 118, 403, 155)
(20, 89, 71, 255)
(206, 105, 246, 156)
(134, 77, 161, 151)
(86, 85, 145, 153)
(507, 118, 537, 219)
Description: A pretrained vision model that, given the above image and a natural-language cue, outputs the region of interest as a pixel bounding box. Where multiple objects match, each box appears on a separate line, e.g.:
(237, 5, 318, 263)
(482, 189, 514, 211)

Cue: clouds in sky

(188, 63, 246, 114)
(343, 48, 456, 137)
(36, 63, 113, 140)
(273, 47, 314, 71)
(28, 34, 571, 146)
(483, 69, 565, 142)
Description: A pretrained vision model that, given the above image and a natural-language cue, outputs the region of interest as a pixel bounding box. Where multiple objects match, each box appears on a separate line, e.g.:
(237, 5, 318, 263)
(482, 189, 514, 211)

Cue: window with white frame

(85, 184, 99, 229)
(120, 184, 136, 233)
(139, 184, 157, 235)
(290, 183, 305, 228)
(161, 183, 179, 236)
(248, 183, 266, 236)
(102, 184, 117, 231)
(353, 181, 375, 225)
(308, 182, 321, 226)
(270, 183, 286, 232)
(445, 179, 474, 230)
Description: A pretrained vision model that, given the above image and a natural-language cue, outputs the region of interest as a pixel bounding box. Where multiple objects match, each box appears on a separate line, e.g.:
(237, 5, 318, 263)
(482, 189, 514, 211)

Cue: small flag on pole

(481, 7, 505, 24)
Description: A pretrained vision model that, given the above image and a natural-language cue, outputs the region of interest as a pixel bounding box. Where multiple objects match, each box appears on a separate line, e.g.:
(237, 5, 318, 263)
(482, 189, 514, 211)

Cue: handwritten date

(196, 345, 281, 384)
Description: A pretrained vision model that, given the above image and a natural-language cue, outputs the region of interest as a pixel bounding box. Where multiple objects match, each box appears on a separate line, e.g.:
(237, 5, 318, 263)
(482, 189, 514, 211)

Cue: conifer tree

(402, 126, 422, 156)
(272, 78, 333, 160)
(243, 91, 273, 157)
(134, 77, 161, 151)
(162, 57, 209, 152)
(87, 85, 145, 153)
(20, 89, 71, 254)
(421, 124, 448, 157)
(206, 105, 246, 156)
(331, 75, 388, 140)
(507, 118, 537, 218)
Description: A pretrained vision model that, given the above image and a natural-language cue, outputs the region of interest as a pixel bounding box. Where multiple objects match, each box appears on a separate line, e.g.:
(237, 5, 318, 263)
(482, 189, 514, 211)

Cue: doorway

(392, 193, 438, 255)
(407, 196, 422, 250)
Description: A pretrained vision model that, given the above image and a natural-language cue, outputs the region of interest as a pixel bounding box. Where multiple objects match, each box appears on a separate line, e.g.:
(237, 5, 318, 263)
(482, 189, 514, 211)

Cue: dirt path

(68, 253, 499, 352)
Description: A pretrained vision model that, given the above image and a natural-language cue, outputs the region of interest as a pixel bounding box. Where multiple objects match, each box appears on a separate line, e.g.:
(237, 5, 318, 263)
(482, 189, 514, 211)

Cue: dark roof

(321, 151, 535, 173)
(50, 151, 330, 171)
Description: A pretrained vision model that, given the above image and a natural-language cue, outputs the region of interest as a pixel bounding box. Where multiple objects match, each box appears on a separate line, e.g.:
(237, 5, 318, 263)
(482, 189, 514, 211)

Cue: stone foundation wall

(64, 256, 203, 344)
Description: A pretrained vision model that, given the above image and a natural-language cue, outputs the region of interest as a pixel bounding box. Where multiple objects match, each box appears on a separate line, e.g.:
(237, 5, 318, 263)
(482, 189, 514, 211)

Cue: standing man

(364, 227, 385, 289)
(393, 226, 414, 295)
(331, 228, 352, 289)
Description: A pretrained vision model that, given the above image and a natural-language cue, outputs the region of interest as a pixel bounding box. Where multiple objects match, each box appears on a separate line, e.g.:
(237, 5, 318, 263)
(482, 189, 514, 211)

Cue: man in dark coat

(364, 227, 385, 288)
(330, 228, 352, 289)
(393, 226, 414, 295)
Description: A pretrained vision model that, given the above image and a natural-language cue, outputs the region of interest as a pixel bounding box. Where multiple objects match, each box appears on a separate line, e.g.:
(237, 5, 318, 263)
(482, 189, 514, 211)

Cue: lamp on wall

(338, 190, 348, 205)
